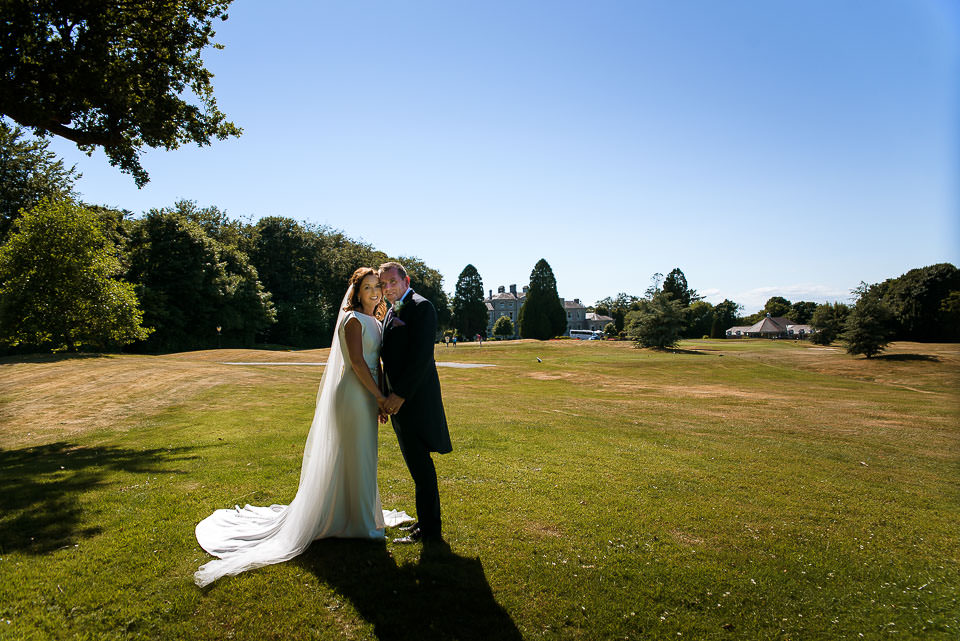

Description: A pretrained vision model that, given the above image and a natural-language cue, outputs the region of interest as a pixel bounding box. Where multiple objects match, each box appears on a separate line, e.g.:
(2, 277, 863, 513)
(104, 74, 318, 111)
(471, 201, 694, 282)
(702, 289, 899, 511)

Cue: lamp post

(216, 325, 221, 349)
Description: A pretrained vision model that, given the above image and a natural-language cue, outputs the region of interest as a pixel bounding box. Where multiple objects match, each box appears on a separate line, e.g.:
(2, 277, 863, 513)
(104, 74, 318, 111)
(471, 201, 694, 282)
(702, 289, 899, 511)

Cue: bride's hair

(343, 267, 387, 320)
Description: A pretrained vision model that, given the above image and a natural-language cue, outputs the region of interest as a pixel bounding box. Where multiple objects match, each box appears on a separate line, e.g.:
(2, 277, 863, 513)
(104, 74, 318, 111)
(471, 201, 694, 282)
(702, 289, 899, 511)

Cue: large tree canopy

(126, 206, 274, 352)
(875, 263, 959, 341)
(810, 302, 850, 345)
(0, 198, 151, 351)
(711, 299, 742, 338)
(246, 216, 344, 348)
(0, 0, 240, 186)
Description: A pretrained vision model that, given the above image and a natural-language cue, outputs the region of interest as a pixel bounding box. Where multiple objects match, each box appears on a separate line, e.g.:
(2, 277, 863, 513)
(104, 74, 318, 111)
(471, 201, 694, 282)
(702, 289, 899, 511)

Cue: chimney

(488, 289, 492, 299)
(574, 298, 580, 304)
(509, 284, 517, 296)
(497, 285, 505, 294)
(523, 286, 529, 294)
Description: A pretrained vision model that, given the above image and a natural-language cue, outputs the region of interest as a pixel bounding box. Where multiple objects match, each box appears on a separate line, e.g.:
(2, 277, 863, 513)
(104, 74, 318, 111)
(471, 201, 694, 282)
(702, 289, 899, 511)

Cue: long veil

(194, 286, 408, 587)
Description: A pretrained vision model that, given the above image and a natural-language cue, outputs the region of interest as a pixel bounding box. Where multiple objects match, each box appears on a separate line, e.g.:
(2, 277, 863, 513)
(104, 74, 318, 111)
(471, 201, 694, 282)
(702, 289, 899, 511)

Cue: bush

(603, 322, 617, 338)
(493, 315, 514, 338)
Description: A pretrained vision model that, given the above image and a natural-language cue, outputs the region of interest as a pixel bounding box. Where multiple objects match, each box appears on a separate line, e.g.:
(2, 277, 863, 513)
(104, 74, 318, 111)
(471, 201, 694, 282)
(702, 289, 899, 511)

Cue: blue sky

(49, 1, 959, 312)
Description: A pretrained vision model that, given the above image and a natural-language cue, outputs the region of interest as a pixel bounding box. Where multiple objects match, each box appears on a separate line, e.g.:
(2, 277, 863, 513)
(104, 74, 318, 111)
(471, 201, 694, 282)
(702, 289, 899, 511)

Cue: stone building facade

(484, 284, 589, 337)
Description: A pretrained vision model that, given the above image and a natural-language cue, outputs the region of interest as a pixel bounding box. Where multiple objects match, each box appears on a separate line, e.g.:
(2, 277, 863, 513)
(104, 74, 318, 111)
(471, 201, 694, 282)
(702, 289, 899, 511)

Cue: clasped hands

(377, 393, 404, 423)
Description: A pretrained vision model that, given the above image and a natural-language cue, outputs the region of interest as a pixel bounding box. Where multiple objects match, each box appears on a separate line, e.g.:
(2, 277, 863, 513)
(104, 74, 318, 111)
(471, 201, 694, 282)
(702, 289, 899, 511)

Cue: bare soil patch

(0, 350, 327, 447)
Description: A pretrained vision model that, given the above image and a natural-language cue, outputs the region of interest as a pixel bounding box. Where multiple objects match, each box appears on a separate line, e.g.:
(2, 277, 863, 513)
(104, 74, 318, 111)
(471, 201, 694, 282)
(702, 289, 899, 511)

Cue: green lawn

(1, 339, 957, 640)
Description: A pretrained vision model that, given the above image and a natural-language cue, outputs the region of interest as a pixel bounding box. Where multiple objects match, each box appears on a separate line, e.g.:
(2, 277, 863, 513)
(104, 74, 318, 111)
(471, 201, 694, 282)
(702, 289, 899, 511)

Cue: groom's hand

(383, 393, 405, 415)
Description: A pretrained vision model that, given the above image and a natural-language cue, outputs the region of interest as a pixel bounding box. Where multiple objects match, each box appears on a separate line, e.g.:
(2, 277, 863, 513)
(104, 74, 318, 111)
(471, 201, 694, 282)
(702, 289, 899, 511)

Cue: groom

(378, 261, 452, 544)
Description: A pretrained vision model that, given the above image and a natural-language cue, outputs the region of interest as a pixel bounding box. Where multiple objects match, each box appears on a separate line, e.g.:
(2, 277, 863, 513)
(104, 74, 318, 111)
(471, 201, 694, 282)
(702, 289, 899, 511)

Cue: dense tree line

(1, 4, 453, 354)
(811, 264, 959, 358)
(0, 126, 449, 354)
(594, 268, 744, 346)
(595, 263, 958, 355)
(870, 263, 959, 341)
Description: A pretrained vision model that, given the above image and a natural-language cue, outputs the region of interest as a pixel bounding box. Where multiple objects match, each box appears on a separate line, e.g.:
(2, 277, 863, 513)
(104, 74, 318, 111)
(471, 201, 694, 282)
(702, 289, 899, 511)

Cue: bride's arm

(344, 316, 387, 404)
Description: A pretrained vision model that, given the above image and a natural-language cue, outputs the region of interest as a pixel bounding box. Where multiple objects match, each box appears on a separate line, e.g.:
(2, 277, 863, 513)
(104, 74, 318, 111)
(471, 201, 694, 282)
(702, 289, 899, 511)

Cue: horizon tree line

(2, 124, 956, 356)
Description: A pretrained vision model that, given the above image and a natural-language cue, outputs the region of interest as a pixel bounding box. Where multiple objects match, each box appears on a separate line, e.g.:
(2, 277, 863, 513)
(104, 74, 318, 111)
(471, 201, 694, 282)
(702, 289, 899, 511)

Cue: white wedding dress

(194, 300, 410, 588)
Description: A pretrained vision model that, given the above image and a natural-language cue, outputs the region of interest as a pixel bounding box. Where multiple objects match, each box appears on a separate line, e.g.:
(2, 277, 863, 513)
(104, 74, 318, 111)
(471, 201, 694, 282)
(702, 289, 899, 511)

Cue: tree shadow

(658, 347, 710, 355)
(872, 353, 940, 362)
(0, 441, 203, 554)
(0, 352, 110, 365)
(297, 539, 522, 640)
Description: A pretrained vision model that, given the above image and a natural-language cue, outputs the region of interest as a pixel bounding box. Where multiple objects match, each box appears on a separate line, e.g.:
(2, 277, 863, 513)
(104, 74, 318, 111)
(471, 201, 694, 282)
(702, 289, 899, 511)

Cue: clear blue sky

(49, 0, 959, 313)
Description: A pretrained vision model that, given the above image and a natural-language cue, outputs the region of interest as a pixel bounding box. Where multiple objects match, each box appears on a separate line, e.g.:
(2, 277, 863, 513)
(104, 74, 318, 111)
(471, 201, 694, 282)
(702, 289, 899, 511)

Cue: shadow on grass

(872, 353, 941, 362)
(0, 352, 111, 365)
(658, 347, 710, 356)
(299, 539, 521, 640)
(0, 441, 203, 555)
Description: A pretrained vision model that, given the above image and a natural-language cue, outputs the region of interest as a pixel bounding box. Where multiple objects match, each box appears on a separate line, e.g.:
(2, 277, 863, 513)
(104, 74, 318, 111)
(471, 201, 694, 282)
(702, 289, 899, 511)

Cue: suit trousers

(391, 415, 442, 537)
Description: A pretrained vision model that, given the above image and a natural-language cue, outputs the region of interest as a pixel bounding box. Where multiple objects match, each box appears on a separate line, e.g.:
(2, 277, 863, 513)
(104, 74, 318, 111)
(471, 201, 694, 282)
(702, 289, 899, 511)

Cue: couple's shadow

(297, 538, 521, 640)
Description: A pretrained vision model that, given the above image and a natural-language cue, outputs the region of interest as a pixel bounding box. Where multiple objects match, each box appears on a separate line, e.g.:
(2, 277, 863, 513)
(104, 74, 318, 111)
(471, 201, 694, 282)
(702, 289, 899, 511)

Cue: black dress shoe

(392, 527, 444, 545)
(392, 527, 422, 544)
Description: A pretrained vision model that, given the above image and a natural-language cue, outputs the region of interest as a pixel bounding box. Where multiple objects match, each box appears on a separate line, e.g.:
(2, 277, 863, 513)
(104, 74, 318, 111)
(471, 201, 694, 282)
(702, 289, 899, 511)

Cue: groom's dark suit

(381, 289, 451, 539)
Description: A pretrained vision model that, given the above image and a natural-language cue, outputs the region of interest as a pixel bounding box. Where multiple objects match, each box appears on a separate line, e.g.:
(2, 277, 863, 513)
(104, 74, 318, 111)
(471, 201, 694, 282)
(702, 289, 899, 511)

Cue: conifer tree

(452, 264, 488, 338)
(519, 259, 566, 340)
(843, 284, 894, 358)
(625, 291, 685, 349)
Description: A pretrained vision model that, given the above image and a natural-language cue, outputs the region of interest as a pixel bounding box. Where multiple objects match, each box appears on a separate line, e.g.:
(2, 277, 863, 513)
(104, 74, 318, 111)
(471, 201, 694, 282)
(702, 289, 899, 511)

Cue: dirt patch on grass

(748, 342, 960, 395)
(602, 381, 790, 402)
(670, 529, 705, 547)
(526, 372, 575, 381)
(524, 522, 563, 538)
(162, 347, 332, 362)
(658, 384, 789, 401)
(0, 351, 325, 447)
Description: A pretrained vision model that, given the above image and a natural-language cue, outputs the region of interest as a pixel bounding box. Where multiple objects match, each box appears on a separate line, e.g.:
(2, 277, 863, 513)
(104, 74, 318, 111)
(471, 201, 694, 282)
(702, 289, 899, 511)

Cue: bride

(194, 267, 410, 587)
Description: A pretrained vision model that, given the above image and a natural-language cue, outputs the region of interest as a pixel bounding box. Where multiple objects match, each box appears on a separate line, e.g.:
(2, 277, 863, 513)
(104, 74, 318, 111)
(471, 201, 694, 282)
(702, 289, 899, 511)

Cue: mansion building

(485, 285, 612, 337)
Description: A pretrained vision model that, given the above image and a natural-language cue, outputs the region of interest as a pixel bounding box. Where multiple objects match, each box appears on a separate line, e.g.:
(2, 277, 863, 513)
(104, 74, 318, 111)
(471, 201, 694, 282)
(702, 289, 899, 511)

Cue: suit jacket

(381, 290, 452, 454)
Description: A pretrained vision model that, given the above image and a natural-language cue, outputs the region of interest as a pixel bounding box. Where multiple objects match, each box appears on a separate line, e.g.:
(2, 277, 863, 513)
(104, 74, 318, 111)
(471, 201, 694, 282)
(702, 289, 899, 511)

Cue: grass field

(1, 339, 957, 640)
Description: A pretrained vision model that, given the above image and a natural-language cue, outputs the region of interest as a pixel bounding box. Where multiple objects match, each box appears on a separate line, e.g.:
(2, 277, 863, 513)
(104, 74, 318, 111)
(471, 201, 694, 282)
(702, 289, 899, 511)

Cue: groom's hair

(378, 261, 407, 279)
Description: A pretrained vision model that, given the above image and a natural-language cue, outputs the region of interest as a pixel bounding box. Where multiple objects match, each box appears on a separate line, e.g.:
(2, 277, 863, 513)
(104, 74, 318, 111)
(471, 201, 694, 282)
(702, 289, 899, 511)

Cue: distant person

(452, 335, 457, 347)
(194, 267, 411, 587)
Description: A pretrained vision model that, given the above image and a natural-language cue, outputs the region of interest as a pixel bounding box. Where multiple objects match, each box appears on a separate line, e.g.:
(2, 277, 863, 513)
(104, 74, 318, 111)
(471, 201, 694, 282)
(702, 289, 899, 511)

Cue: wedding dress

(194, 293, 410, 587)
